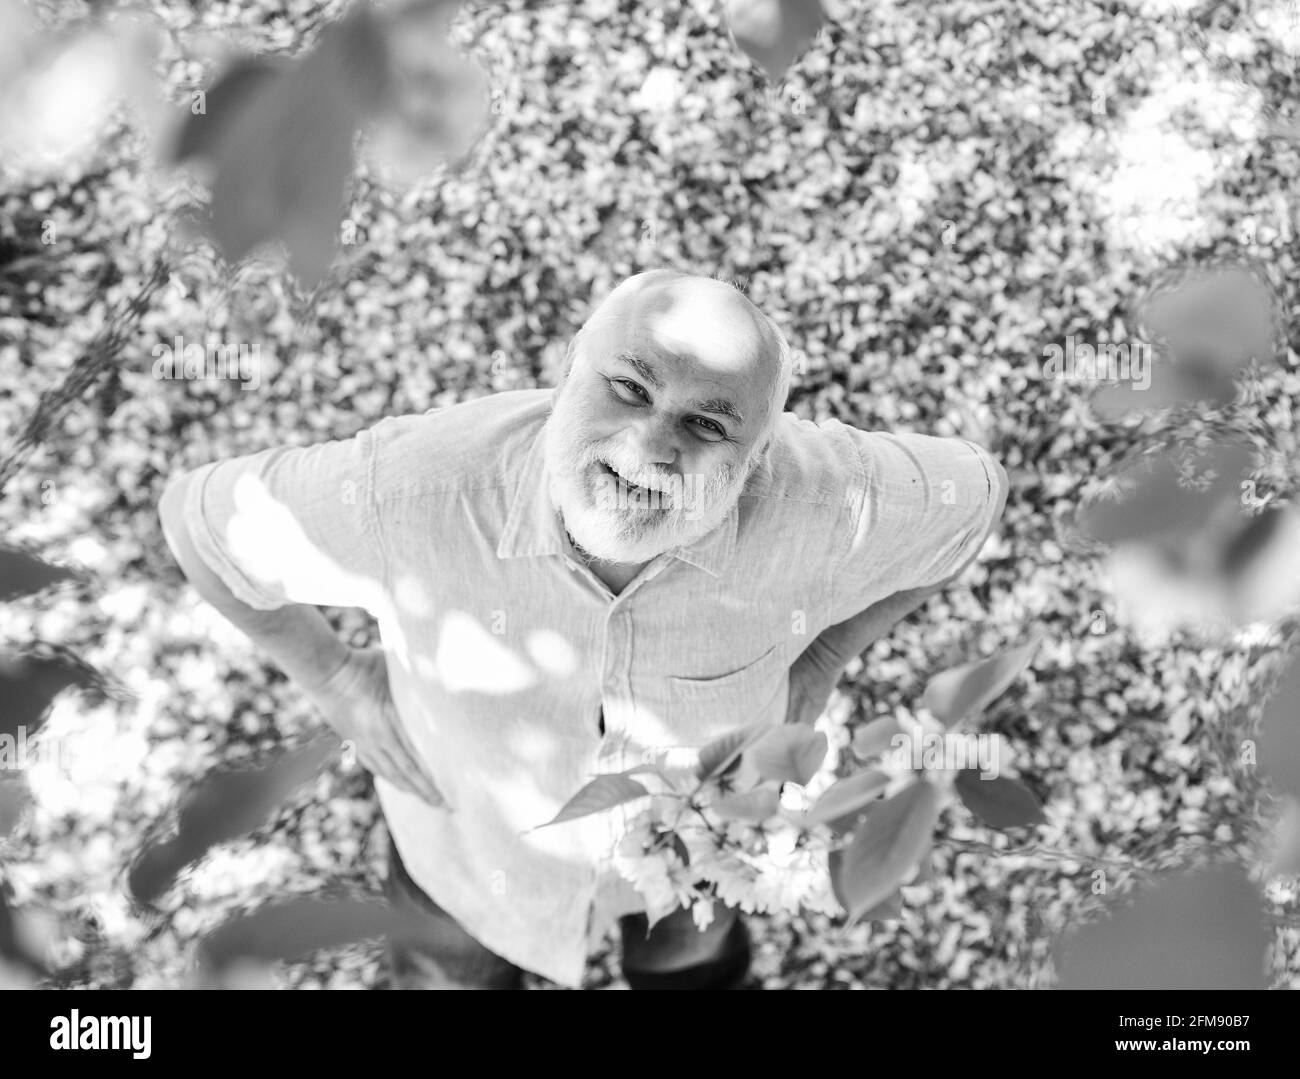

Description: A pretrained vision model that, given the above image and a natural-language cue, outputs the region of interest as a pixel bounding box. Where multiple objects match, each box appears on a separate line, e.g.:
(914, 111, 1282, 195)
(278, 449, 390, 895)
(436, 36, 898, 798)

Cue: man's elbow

(944, 455, 1008, 587)
(990, 458, 1009, 522)
(158, 472, 196, 559)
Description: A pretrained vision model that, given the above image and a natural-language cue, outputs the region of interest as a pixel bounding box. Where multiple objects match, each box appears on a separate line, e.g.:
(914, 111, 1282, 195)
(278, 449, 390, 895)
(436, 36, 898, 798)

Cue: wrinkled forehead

(583, 276, 781, 419)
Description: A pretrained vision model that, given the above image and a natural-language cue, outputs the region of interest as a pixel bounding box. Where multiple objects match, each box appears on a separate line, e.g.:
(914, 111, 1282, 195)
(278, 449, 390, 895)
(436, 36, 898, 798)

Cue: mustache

(591, 453, 676, 493)
(580, 443, 737, 503)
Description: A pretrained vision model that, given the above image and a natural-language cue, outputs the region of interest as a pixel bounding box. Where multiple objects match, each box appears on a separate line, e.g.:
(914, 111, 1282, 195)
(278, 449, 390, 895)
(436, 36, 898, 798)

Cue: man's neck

(586, 558, 646, 595)
(565, 531, 649, 595)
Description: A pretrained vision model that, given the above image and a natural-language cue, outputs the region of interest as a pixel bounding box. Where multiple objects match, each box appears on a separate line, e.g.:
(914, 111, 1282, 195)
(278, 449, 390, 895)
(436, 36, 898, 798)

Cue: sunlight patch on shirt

(525, 629, 577, 677)
(394, 573, 435, 618)
(434, 610, 536, 694)
(223, 472, 412, 665)
(226, 473, 384, 609)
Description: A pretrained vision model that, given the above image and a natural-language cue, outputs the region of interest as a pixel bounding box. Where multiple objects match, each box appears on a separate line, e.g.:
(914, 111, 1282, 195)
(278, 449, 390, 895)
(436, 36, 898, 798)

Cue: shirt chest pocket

(665, 644, 789, 745)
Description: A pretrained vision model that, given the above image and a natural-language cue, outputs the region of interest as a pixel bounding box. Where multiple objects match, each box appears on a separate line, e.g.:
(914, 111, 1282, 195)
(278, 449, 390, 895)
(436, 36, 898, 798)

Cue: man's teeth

(603, 462, 641, 490)
(599, 461, 670, 500)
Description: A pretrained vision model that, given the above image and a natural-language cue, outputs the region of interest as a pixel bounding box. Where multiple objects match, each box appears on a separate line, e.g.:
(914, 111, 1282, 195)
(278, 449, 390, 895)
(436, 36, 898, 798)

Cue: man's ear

(746, 433, 775, 480)
(548, 363, 569, 406)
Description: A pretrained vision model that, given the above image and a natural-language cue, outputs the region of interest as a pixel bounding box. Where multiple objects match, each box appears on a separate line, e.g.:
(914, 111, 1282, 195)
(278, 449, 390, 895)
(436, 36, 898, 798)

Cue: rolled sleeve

(180, 428, 385, 612)
(829, 430, 1005, 622)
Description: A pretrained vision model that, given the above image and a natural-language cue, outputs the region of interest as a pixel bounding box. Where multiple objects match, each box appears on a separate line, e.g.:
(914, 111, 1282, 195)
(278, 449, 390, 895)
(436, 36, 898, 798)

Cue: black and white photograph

(0, 0, 1298, 1032)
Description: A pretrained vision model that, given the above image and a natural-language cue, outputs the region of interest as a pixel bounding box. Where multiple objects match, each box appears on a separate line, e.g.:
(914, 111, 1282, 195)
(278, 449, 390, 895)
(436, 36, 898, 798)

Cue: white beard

(541, 395, 756, 565)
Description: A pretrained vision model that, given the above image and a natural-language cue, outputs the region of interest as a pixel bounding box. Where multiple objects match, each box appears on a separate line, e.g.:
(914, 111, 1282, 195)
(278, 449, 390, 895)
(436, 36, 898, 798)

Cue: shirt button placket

(600, 609, 631, 766)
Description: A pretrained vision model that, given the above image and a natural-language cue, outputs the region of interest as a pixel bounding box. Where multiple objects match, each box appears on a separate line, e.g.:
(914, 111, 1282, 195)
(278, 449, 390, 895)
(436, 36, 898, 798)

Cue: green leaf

(726, 0, 826, 81)
(610, 763, 667, 779)
(1074, 442, 1254, 547)
(0, 650, 96, 741)
(1219, 505, 1283, 583)
(829, 781, 942, 923)
(0, 889, 29, 977)
(710, 784, 781, 823)
(695, 725, 761, 781)
(856, 888, 904, 924)
(359, 0, 491, 183)
(535, 774, 649, 829)
(174, 9, 391, 285)
(909, 844, 936, 884)
(1088, 357, 1224, 420)
(1057, 866, 1267, 989)
(0, 890, 41, 978)
(1260, 651, 1300, 797)
(851, 716, 902, 759)
(197, 895, 413, 975)
(0, 778, 30, 838)
(128, 734, 337, 905)
(0, 544, 75, 601)
(1141, 265, 1278, 383)
(748, 725, 828, 785)
(954, 771, 1046, 830)
(806, 769, 889, 828)
(171, 57, 282, 163)
(921, 635, 1044, 728)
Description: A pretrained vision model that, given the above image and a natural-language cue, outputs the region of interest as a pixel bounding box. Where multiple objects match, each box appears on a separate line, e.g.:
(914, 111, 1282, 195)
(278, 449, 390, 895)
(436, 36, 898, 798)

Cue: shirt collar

(496, 424, 739, 578)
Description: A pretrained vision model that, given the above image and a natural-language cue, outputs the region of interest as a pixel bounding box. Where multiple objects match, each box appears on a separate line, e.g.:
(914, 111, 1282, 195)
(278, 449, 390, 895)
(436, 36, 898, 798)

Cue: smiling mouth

(595, 460, 674, 510)
(599, 460, 647, 493)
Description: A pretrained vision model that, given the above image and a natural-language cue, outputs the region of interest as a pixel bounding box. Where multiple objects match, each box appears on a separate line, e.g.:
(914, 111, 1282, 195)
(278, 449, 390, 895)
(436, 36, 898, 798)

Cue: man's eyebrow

(691, 397, 744, 425)
(615, 353, 659, 386)
(613, 352, 745, 426)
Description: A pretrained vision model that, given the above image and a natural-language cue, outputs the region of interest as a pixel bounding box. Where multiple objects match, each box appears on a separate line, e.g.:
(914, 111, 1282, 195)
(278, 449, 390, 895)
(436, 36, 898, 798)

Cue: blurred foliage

(0, 0, 1299, 988)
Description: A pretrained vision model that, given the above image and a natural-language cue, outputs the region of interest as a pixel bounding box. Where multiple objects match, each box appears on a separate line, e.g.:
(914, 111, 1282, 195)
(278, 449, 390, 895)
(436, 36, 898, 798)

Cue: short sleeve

(828, 430, 1005, 623)
(180, 427, 385, 612)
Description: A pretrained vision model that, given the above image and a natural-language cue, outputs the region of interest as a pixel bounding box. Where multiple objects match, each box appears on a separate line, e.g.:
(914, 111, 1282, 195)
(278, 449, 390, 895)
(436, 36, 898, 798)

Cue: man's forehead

(587, 275, 777, 414)
(629, 275, 766, 352)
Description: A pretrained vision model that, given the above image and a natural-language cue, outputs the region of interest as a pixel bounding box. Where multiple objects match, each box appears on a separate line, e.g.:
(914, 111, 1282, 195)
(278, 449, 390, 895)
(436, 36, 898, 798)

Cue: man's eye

(611, 378, 648, 401)
(691, 418, 727, 440)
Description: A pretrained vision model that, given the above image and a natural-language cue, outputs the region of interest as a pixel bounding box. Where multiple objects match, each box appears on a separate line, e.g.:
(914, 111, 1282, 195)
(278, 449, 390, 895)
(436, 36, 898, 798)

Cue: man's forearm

(795, 580, 948, 681)
(795, 453, 1009, 684)
(158, 473, 352, 699)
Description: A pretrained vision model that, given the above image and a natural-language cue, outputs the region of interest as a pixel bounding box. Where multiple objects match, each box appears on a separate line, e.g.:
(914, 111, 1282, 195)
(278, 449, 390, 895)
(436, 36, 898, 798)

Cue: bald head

(541, 270, 792, 563)
(564, 270, 791, 442)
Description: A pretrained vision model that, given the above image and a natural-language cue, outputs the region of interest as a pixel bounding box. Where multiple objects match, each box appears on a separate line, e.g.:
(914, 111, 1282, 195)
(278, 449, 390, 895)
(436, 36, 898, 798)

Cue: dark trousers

(384, 838, 751, 989)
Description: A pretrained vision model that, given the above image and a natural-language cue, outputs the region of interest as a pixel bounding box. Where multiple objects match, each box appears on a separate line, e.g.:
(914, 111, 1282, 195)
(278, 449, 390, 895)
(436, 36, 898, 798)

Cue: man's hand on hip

(308, 646, 448, 807)
(784, 637, 844, 726)
(783, 577, 964, 726)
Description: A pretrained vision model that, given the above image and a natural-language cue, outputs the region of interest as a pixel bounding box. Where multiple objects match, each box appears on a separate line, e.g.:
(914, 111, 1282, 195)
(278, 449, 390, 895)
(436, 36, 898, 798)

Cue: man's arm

(786, 455, 1009, 724)
(158, 467, 445, 804)
(158, 471, 353, 698)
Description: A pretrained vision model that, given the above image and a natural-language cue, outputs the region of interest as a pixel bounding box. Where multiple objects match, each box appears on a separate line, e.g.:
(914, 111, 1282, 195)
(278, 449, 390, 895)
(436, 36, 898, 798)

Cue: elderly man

(158, 269, 1008, 989)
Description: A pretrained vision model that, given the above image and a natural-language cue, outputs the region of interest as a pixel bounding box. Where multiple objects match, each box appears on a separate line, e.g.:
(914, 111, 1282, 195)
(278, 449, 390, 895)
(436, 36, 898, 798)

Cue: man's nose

(624, 413, 680, 467)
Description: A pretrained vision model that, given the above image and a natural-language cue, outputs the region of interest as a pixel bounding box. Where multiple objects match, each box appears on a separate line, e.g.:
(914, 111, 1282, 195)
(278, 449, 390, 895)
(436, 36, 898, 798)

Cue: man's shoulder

(743, 413, 993, 520)
(755, 414, 993, 493)
(743, 411, 865, 506)
(366, 388, 551, 501)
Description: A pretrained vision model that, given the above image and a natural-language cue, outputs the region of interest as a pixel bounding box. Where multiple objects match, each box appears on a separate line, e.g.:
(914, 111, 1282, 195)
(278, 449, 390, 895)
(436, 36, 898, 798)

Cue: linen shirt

(180, 387, 1005, 987)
